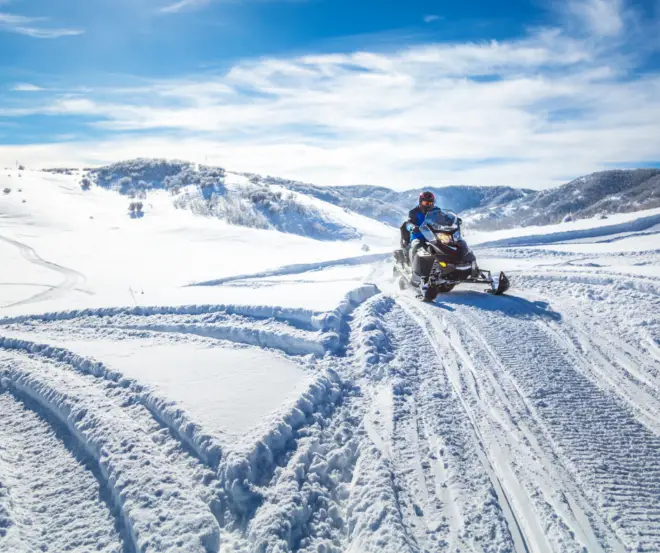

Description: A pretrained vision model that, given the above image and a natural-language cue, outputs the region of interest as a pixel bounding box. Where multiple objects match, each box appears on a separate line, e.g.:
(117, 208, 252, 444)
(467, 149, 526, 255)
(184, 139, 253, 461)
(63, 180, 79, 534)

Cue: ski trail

(0, 390, 124, 553)
(0, 235, 89, 308)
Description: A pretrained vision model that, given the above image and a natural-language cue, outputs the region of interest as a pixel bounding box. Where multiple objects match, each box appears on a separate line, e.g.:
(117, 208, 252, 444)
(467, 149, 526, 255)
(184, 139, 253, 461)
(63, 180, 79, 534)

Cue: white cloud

(424, 15, 441, 23)
(0, 12, 83, 38)
(1, 4, 659, 189)
(11, 83, 44, 92)
(565, 0, 624, 37)
(160, 0, 208, 13)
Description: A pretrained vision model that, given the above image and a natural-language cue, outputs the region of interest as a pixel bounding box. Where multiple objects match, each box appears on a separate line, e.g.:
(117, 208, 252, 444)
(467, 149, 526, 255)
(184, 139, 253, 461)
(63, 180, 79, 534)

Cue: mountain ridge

(44, 160, 660, 234)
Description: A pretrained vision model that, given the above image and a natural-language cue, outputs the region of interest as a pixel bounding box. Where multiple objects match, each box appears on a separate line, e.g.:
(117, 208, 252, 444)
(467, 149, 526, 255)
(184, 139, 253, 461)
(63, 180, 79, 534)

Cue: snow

(5, 338, 313, 437)
(2, 165, 660, 553)
(0, 169, 394, 317)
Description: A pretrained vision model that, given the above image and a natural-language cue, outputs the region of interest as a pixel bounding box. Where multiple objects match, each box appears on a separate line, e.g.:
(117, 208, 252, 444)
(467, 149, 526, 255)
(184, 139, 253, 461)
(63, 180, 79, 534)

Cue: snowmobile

(393, 208, 510, 302)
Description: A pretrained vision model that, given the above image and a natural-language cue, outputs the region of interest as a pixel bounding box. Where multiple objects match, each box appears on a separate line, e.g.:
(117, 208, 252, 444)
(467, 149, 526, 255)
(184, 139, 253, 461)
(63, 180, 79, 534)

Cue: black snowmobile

(393, 208, 510, 302)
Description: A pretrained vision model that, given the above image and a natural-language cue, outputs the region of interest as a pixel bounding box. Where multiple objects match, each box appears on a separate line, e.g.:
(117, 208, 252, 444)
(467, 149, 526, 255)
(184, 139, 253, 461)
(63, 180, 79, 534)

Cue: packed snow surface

(1, 168, 659, 553)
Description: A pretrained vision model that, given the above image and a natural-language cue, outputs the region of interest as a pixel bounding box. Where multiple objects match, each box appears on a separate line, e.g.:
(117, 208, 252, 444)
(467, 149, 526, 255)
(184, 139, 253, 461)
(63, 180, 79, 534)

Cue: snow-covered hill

(1, 161, 660, 553)
(254, 177, 532, 227)
(241, 167, 659, 231)
(80, 159, 393, 242)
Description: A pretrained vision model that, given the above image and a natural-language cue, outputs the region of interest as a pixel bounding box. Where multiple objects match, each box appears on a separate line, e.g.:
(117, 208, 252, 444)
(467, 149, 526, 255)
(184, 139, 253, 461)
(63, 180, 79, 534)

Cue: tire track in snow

(188, 253, 389, 287)
(0, 391, 124, 553)
(0, 235, 89, 308)
(437, 292, 660, 552)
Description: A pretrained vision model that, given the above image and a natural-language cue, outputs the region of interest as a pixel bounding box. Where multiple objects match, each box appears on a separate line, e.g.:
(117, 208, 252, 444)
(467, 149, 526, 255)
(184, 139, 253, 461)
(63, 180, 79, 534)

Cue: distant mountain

(464, 169, 660, 229)
(68, 160, 660, 236)
(249, 174, 532, 227)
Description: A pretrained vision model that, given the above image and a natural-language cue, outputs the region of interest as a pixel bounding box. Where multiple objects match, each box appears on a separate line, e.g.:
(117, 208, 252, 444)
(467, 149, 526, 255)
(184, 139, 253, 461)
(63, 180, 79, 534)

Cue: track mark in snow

(0, 235, 89, 308)
(398, 298, 541, 553)
(0, 391, 123, 553)
(375, 300, 520, 553)
(0, 351, 221, 553)
(188, 253, 389, 287)
(435, 292, 660, 552)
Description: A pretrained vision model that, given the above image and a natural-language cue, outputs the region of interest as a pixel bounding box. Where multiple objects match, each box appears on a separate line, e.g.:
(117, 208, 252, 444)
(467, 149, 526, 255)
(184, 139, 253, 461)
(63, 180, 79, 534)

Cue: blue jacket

(405, 207, 427, 242)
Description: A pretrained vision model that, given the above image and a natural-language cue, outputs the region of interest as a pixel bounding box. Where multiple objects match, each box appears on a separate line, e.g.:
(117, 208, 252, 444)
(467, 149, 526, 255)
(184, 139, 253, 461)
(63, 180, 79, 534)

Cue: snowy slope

(0, 168, 394, 316)
(1, 164, 660, 553)
(84, 159, 395, 242)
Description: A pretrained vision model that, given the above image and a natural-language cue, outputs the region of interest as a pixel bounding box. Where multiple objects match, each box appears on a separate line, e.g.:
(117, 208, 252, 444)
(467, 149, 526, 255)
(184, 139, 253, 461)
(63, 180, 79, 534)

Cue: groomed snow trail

(442, 292, 660, 552)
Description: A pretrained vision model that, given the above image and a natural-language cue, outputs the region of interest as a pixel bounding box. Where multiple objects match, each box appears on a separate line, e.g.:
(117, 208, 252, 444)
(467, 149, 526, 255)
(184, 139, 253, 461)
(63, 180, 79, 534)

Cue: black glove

(411, 225, 420, 234)
(457, 218, 463, 226)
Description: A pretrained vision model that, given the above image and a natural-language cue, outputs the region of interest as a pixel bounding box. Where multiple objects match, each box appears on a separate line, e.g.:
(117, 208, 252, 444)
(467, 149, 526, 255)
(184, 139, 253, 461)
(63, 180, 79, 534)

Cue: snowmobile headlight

(438, 233, 453, 245)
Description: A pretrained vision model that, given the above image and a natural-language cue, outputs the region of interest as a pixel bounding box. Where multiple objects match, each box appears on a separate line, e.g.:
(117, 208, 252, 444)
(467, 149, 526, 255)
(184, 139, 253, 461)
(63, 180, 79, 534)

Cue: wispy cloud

(11, 83, 44, 92)
(1, 1, 659, 188)
(160, 0, 210, 14)
(424, 15, 441, 23)
(160, 0, 309, 14)
(0, 12, 83, 38)
(564, 0, 625, 37)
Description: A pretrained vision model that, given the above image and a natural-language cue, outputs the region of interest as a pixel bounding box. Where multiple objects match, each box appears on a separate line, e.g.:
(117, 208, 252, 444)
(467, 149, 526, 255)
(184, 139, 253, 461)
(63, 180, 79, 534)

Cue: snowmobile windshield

(420, 209, 458, 241)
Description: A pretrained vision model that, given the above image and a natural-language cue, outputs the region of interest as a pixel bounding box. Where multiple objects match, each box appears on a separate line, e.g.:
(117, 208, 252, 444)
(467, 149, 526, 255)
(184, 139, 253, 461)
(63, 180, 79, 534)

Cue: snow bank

(220, 371, 343, 520)
(351, 295, 395, 371)
(0, 303, 317, 330)
(311, 284, 381, 335)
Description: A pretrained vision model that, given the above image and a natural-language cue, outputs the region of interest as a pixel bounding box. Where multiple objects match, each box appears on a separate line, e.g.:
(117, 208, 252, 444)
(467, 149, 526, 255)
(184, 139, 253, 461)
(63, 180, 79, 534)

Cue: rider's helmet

(418, 190, 435, 213)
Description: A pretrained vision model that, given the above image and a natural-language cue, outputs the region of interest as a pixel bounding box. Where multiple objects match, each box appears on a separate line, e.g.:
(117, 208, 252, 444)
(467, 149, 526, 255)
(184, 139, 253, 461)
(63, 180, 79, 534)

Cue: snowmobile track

(424, 292, 660, 552)
(0, 234, 89, 308)
(375, 300, 522, 553)
(0, 390, 124, 553)
(0, 349, 221, 553)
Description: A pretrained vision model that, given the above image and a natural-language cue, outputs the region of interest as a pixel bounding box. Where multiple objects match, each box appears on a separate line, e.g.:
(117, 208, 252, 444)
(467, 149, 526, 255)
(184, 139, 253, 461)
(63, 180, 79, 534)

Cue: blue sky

(1, 0, 659, 189)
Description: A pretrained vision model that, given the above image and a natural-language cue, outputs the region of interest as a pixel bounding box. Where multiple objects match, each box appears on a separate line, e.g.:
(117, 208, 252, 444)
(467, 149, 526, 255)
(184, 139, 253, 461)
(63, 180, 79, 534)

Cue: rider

(402, 190, 437, 262)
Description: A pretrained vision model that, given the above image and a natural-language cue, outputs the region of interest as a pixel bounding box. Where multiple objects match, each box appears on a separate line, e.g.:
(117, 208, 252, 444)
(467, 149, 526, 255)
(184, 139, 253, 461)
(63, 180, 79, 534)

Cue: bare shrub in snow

(128, 201, 144, 218)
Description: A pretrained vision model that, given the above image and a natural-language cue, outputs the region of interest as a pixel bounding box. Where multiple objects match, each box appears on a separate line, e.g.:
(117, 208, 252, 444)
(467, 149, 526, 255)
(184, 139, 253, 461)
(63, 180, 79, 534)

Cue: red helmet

(418, 191, 435, 206)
